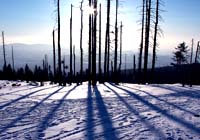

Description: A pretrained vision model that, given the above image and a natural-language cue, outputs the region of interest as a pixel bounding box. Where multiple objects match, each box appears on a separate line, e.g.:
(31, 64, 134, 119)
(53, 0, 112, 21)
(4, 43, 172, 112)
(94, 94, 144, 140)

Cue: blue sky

(0, 0, 200, 55)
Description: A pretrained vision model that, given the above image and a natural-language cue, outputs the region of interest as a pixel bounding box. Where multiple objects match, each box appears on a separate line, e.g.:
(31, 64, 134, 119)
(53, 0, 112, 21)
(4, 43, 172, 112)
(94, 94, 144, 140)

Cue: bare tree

(104, 0, 111, 80)
(143, 0, 152, 82)
(52, 29, 56, 81)
(138, 0, 145, 83)
(190, 39, 194, 64)
(99, 3, 102, 81)
(2, 31, 6, 67)
(70, 4, 73, 84)
(114, 0, 119, 84)
(73, 45, 76, 77)
(133, 54, 136, 76)
(88, 0, 92, 84)
(11, 46, 15, 71)
(119, 22, 123, 72)
(57, 0, 62, 85)
(92, 0, 97, 86)
(195, 41, 200, 63)
(80, 0, 83, 84)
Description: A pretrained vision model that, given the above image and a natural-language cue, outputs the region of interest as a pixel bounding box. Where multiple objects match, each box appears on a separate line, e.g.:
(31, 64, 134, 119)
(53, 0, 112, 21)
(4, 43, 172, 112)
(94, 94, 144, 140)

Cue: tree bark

(57, 0, 62, 85)
(152, 0, 159, 82)
(2, 31, 6, 67)
(70, 4, 73, 84)
(138, 0, 145, 83)
(143, 0, 151, 83)
(80, 1, 83, 83)
(52, 30, 56, 81)
(99, 3, 102, 81)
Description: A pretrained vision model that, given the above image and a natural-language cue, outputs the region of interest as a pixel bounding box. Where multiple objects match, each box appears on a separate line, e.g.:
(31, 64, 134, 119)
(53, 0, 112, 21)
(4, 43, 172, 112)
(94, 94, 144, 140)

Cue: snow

(0, 81, 200, 140)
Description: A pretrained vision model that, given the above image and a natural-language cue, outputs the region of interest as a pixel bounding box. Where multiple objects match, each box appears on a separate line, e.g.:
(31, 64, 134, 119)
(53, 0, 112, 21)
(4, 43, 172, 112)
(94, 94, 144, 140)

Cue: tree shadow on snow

(93, 85, 118, 140)
(0, 85, 58, 110)
(0, 85, 39, 97)
(104, 83, 166, 138)
(0, 86, 64, 135)
(110, 84, 200, 134)
(122, 85, 198, 116)
(36, 85, 77, 139)
(150, 84, 200, 95)
(86, 83, 95, 140)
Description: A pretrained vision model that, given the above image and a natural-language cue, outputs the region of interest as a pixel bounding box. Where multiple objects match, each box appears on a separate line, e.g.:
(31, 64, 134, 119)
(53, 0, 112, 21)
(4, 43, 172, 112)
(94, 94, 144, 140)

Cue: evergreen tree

(172, 42, 189, 65)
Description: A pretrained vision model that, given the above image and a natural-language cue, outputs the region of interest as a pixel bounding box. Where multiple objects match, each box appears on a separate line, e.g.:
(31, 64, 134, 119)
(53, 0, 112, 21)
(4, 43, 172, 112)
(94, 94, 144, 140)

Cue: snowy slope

(0, 81, 200, 140)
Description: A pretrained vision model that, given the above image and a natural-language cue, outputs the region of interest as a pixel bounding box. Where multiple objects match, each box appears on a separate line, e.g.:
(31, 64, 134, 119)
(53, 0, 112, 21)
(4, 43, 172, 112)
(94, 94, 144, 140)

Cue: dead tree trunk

(104, 28, 108, 81)
(119, 22, 123, 72)
(190, 39, 194, 64)
(92, 0, 97, 86)
(73, 45, 76, 78)
(143, 0, 151, 83)
(11, 46, 15, 71)
(195, 41, 200, 63)
(133, 54, 136, 76)
(152, 0, 159, 82)
(99, 3, 102, 82)
(2, 31, 6, 67)
(52, 30, 56, 81)
(70, 4, 73, 84)
(114, 0, 119, 84)
(57, 0, 62, 85)
(88, 0, 92, 84)
(138, 0, 145, 83)
(80, 0, 83, 83)
(106, 0, 111, 80)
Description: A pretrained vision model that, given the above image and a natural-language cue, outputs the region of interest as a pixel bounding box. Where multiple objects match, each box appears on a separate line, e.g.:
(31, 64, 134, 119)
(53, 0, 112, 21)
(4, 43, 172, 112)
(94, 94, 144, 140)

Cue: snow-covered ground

(0, 80, 200, 140)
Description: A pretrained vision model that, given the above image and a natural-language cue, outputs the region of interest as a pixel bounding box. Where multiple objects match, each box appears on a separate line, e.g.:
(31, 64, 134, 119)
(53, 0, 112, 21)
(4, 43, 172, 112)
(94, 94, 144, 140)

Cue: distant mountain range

(0, 43, 173, 71)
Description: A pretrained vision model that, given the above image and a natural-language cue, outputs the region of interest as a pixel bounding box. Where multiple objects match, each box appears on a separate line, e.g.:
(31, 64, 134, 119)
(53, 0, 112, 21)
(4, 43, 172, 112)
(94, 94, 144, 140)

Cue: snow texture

(0, 81, 200, 140)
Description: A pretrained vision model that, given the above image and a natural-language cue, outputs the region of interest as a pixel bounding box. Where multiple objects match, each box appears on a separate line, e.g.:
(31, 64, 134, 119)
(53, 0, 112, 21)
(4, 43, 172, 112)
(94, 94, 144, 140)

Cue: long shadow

(151, 84, 200, 99)
(36, 85, 77, 139)
(0, 86, 39, 97)
(111, 84, 200, 134)
(93, 85, 118, 139)
(168, 91, 200, 99)
(150, 84, 200, 94)
(0, 86, 64, 134)
(104, 84, 166, 138)
(0, 85, 58, 110)
(122, 85, 198, 116)
(86, 83, 94, 140)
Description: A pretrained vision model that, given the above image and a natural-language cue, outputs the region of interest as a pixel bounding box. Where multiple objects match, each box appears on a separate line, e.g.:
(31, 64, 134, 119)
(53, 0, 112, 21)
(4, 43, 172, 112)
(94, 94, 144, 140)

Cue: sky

(0, 0, 200, 56)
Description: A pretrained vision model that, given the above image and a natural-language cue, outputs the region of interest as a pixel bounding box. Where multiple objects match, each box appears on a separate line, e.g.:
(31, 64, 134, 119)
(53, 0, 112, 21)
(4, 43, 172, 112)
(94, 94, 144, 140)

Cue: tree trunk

(12, 46, 15, 71)
(52, 30, 56, 82)
(152, 0, 159, 82)
(73, 45, 76, 78)
(99, 3, 102, 82)
(195, 41, 200, 63)
(190, 39, 194, 64)
(57, 0, 62, 85)
(70, 4, 73, 84)
(114, 0, 119, 84)
(106, 0, 111, 80)
(2, 31, 6, 67)
(119, 22, 123, 73)
(92, 0, 97, 86)
(138, 0, 145, 83)
(143, 0, 151, 83)
(104, 28, 108, 81)
(88, 0, 92, 84)
(80, 1, 83, 84)
(133, 54, 136, 75)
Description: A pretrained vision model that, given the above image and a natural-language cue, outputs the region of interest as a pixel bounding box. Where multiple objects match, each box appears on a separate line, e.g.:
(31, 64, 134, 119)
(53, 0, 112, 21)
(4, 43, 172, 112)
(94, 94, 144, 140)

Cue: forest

(1, 0, 200, 86)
